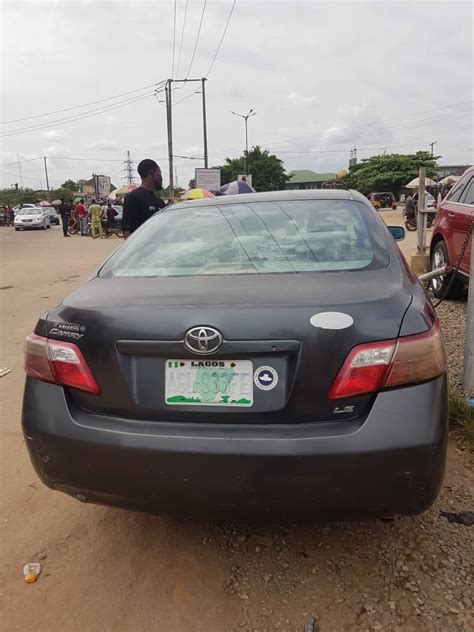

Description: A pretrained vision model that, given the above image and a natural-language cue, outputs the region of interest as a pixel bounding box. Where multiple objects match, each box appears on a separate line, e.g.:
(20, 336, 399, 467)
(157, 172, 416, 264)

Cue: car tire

(15, 228, 20, 231)
(430, 240, 465, 300)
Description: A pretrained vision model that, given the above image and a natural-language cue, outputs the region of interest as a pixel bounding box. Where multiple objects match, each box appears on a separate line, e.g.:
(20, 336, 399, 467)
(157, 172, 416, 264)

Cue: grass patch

(449, 390, 474, 450)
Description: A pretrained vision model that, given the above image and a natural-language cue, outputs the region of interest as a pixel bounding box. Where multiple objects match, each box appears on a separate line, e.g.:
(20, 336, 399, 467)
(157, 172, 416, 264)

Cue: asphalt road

(1, 224, 472, 632)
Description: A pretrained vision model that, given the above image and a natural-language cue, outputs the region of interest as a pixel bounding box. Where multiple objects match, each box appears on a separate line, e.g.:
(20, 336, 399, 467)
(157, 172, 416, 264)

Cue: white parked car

(13, 203, 36, 216)
(14, 207, 50, 230)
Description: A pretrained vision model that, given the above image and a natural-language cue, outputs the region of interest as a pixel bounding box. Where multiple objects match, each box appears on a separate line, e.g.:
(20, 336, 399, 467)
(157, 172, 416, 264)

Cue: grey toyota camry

(22, 190, 447, 519)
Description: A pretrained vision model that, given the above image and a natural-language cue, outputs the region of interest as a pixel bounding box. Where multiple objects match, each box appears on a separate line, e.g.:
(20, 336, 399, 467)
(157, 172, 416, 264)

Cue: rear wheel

(405, 217, 417, 231)
(430, 240, 464, 299)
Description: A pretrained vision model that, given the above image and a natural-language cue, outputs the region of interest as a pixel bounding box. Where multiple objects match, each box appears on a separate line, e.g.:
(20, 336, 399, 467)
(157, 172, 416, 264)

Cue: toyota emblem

(184, 326, 223, 355)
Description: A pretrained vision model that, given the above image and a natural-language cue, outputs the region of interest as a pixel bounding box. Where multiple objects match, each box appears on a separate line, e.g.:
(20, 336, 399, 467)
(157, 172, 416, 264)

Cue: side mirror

(388, 225, 405, 241)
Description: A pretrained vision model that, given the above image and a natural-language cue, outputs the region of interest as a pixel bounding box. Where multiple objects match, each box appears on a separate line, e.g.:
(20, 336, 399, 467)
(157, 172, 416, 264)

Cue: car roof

(170, 188, 365, 210)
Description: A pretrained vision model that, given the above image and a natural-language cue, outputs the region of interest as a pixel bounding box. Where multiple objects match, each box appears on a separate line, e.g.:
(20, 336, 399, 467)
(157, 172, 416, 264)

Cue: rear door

(439, 174, 470, 270)
(455, 176, 474, 274)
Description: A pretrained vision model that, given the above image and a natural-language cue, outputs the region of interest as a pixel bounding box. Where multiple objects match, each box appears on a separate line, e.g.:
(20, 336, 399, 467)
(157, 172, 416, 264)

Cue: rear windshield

(101, 199, 389, 277)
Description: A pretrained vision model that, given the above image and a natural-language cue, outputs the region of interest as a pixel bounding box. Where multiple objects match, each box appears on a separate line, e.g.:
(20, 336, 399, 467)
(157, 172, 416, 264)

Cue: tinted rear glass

(101, 199, 389, 277)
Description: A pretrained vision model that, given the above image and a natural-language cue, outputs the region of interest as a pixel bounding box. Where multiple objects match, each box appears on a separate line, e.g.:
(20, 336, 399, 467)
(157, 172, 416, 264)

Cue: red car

(430, 166, 473, 299)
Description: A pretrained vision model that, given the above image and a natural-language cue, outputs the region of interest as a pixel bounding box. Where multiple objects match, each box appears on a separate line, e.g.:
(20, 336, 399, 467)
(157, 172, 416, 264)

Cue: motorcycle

(403, 207, 436, 232)
(403, 207, 417, 231)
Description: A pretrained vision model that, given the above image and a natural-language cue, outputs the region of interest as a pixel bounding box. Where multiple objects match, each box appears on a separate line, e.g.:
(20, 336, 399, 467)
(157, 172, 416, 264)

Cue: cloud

(105, 115, 119, 127)
(136, 31, 157, 43)
(43, 144, 72, 158)
(321, 103, 392, 147)
(41, 129, 66, 139)
(88, 139, 119, 152)
(182, 146, 202, 157)
(287, 92, 319, 107)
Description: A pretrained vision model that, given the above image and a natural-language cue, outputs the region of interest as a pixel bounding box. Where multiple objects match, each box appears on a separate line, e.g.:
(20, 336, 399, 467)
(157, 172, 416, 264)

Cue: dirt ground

(0, 224, 472, 632)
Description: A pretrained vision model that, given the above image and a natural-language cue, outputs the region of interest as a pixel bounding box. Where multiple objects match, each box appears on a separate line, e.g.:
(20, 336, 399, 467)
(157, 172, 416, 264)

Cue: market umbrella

(181, 188, 215, 200)
(220, 180, 256, 195)
(51, 199, 62, 206)
(39, 200, 52, 207)
(109, 184, 137, 200)
(438, 175, 459, 186)
(405, 177, 437, 189)
(73, 196, 83, 203)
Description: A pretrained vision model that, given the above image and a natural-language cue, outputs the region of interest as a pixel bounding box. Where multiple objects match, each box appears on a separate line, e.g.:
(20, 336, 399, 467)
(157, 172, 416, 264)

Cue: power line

(174, 89, 200, 107)
(171, 0, 177, 78)
(175, 0, 189, 79)
(206, 0, 236, 77)
(269, 101, 473, 152)
(0, 92, 160, 138)
(0, 81, 166, 125)
(185, 0, 207, 78)
(0, 156, 43, 167)
(47, 156, 124, 162)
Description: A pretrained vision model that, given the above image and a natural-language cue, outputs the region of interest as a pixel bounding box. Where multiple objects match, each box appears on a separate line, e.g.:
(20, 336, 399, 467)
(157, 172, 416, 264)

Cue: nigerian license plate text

(165, 360, 253, 407)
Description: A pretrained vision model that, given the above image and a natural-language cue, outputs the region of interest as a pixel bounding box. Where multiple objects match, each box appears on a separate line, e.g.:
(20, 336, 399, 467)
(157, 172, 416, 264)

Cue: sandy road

(0, 224, 472, 632)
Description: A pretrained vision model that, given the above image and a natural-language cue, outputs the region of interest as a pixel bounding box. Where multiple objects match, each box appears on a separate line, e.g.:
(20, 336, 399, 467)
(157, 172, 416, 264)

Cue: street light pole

(231, 109, 256, 176)
(429, 140, 437, 156)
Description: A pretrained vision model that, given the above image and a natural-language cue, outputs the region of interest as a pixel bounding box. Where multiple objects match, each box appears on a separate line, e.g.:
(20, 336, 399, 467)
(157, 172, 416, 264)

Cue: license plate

(165, 359, 253, 407)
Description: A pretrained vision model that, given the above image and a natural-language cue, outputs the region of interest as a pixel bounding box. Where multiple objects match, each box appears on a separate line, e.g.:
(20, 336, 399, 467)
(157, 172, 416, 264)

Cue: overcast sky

(1, 0, 472, 191)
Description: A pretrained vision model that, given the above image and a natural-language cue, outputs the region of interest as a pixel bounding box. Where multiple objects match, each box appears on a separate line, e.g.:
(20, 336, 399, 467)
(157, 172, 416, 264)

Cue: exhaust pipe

(418, 265, 450, 282)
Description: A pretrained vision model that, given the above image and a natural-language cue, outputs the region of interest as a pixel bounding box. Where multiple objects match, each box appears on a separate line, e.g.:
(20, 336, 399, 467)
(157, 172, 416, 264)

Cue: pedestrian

(75, 198, 88, 236)
(58, 199, 71, 237)
(6, 205, 14, 226)
(121, 159, 164, 239)
(89, 198, 104, 238)
(405, 192, 415, 221)
(105, 200, 118, 234)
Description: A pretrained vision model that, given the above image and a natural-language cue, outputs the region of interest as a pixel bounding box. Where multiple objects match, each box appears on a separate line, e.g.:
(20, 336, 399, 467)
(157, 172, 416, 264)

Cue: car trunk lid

(45, 268, 413, 423)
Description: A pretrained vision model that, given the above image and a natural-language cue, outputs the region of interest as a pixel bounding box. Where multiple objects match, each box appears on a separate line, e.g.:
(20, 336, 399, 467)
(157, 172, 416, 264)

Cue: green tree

(60, 179, 78, 192)
(215, 145, 289, 192)
(342, 152, 439, 196)
(0, 188, 38, 207)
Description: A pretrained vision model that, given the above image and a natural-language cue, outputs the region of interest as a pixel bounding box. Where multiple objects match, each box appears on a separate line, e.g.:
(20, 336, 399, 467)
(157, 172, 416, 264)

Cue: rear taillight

(24, 334, 100, 394)
(329, 322, 445, 400)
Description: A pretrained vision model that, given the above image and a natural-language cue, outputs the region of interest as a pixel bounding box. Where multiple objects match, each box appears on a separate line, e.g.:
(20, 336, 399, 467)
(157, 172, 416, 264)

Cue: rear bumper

(22, 376, 448, 518)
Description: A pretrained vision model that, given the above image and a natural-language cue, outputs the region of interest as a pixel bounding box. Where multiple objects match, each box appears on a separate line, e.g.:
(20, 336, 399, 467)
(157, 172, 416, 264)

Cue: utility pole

(17, 153, 24, 188)
(231, 109, 256, 175)
(123, 150, 135, 185)
(43, 157, 50, 201)
(417, 166, 427, 255)
(429, 140, 437, 156)
(164, 77, 209, 199)
(201, 78, 209, 168)
(165, 79, 174, 201)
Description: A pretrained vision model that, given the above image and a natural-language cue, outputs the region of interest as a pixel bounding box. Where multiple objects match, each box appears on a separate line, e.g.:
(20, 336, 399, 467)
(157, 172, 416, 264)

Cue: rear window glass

(101, 199, 389, 278)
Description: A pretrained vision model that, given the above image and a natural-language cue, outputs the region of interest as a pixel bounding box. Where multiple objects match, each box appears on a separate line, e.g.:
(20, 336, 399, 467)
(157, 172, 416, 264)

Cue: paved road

(1, 226, 472, 632)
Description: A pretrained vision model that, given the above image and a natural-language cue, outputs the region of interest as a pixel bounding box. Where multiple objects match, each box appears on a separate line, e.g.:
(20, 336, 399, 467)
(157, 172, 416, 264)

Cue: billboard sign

(95, 175, 111, 198)
(195, 168, 221, 192)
